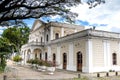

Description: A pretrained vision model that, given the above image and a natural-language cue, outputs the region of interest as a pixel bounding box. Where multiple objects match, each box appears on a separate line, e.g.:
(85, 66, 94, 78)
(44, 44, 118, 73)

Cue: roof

(48, 22, 84, 29)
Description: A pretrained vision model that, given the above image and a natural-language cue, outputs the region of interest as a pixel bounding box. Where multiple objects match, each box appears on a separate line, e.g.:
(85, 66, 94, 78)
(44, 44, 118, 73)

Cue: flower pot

(41, 66, 46, 71)
(47, 67, 55, 75)
(37, 65, 42, 71)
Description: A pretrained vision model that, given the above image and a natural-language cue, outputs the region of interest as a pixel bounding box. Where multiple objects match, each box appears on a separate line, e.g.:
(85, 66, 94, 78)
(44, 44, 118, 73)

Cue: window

(112, 53, 117, 65)
(55, 33, 59, 39)
(46, 35, 48, 42)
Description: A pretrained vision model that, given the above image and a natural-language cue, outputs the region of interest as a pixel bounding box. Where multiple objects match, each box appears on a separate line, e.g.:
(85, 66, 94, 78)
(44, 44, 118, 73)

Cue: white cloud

(71, 0, 120, 32)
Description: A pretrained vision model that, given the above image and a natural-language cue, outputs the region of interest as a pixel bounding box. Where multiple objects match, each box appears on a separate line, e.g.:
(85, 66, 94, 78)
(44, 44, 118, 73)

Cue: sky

(71, 0, 120, 32)
(0, 0, 120, 34)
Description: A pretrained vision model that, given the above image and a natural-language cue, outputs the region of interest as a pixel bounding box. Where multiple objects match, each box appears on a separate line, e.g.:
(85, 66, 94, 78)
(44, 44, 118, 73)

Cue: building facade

(21, 20, 120, 73)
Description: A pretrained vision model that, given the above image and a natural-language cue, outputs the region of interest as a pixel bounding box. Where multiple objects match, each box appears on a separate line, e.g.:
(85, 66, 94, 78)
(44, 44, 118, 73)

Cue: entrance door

(63, 53, 67, 69)
(45, 52, 47, 61)
(53, 53, 56, 64)
(77, 52, 82, 71)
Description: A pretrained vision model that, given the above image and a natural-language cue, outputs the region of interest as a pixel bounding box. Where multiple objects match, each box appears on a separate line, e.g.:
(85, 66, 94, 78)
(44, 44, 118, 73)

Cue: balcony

(21, 42, 44, 48)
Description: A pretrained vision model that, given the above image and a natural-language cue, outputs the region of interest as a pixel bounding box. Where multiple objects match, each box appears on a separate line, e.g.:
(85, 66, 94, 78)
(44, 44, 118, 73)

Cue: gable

(31, 20, 43, 32)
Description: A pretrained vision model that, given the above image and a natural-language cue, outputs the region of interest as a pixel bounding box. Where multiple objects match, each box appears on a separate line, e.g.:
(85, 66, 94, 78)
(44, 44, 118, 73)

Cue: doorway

(63, 53, 67, 69)
(77, 52, 82, 71)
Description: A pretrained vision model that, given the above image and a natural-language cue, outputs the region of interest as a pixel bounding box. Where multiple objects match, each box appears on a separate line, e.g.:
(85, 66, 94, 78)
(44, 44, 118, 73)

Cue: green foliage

(2, 26, 30, 53)
(13, 55, 22, 62)
(0, 37, 11, 72)
(0, 55, 6, 72)
(73, 77, 88, 80)
(0, 37, 12, 54)
(45, 61, 57, 67)
(27, 59, 39, 64)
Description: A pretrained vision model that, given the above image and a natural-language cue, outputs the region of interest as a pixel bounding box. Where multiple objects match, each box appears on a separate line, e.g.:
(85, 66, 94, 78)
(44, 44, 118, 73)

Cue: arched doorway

(33, 48, 42, 59)
(53, 53, 56, 64)
(112, 53, 117, 65)
(63, 53, 67, 69)
(45, 52, 47, 61)
(77, 51, 82, 71)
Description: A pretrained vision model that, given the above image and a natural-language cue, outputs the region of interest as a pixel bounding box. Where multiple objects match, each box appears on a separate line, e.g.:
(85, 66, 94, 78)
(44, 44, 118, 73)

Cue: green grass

(73, 77, 89, 80)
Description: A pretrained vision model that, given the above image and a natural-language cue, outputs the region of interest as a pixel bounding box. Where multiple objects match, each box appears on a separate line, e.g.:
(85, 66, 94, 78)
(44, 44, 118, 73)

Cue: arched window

(112, 53, 117, 65)
(45, 52, 47, 61)
(55, 33, 59, 39)
(46, 34, 49, 42)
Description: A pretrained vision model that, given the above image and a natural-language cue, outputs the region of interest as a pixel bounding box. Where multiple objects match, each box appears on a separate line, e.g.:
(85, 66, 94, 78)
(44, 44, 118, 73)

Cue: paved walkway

(1, 60, 120, 80)
(2, 60, 79, 80)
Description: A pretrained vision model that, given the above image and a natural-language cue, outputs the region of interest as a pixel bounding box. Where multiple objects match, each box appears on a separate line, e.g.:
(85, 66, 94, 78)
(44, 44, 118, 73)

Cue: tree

(0, 0, 105, 25)
(2, 26, 30, 54)
(0, 37, 12, 71)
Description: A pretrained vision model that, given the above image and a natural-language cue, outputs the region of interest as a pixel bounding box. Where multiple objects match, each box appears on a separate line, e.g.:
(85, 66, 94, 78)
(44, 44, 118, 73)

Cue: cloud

(70, 0, 120, 32)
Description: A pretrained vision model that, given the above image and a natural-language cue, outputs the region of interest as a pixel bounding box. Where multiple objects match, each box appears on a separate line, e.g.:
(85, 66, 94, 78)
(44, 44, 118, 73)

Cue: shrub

(45, 61, 57, 67)
(38, 60, 46, 66)
(13, 55, 22, 62)
(27, 58, 39, 64)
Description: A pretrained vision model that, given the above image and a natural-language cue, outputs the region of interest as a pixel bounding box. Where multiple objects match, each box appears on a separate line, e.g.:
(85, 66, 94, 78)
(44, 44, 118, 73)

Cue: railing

(21, 42, 44, 48)
(49, 29, 120, 44)
(89, 30, 120, 38)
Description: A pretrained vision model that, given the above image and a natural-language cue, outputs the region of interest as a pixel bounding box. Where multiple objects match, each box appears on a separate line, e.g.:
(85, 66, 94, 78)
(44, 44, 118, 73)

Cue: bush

(45, 61, 57, 67)
(27, 58, 39, 64)
(0, 57, 6, 72)
(13, 55, 22, 62)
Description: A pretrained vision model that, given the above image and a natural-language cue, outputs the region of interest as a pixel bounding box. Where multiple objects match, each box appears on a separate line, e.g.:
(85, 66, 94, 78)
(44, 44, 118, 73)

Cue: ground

(0, 60, 120, 80)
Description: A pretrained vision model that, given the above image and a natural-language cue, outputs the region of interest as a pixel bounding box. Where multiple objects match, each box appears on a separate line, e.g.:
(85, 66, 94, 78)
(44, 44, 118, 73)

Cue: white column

(85, 39, 93, 73)
(107, 41, 110, 67)
(24, 51, 27, 65)
(103, 40, 107, 67)
(21, 50, 24, 65)
(41, 49, 45, 60)
(50, 27, 53, 40)
(67, 42, 76, 71)
(30, 49, 34, 59)
(61, 28, 64, 37)
(48, 46, 52, 61)
(57, 44, 62, 68)
(103, 40, 110, 68)
(74, 29, 77, 32)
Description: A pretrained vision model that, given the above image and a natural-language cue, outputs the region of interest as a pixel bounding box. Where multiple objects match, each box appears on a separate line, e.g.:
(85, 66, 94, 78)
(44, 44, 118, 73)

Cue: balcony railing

(21, 42, 44, 48)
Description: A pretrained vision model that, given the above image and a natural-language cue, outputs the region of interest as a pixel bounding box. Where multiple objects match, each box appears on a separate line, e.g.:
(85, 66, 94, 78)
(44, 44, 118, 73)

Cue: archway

(63, 53, 67, 69)
(112, 53, 117, 65)
(45, 52, 47, 61)
(77, 51, 82, 71)
(33, 48, 42, 59)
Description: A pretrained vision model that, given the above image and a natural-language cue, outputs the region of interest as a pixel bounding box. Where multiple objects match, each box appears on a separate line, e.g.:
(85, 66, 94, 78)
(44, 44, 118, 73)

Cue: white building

(21, 19, 120, 73)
